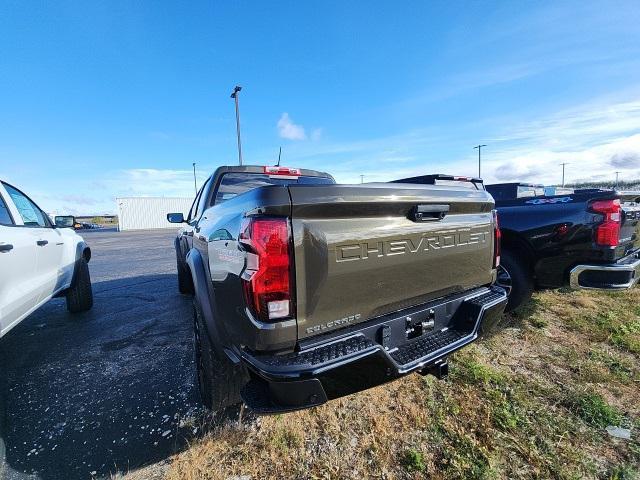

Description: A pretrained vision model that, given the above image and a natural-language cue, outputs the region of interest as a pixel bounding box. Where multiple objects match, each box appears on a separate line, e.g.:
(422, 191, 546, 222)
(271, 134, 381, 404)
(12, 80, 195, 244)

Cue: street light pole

(360, 174, 365, 184)
(192, 163, 197, 194)
(560, 162, 569, 187)
(615, 171, 621, 189)
(230, 85, 243, 166)
(473, 144, 486, 178)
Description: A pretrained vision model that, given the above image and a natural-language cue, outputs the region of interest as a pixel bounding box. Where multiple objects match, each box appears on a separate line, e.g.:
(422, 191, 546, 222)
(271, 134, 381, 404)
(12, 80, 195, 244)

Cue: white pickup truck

(0, 181, 93, 338)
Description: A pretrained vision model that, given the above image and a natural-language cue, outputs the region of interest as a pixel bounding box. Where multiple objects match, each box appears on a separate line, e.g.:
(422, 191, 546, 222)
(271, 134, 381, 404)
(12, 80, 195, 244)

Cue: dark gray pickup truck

(168, 165, 507, 413)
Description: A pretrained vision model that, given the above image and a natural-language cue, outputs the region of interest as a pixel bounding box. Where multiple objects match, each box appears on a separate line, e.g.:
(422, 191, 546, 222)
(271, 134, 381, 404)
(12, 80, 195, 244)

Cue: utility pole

(560, 162, 569, 187)
(615, 171, 621, 189)
(230, 85, 243, 166)
(192, 163, 197, 194)
(473, 144, 486, 178)
(360, 174, 365, 184)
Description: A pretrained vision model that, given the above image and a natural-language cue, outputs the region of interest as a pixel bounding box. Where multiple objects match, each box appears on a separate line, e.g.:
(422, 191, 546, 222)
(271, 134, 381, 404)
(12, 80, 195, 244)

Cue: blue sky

(2, 1, 640, 214)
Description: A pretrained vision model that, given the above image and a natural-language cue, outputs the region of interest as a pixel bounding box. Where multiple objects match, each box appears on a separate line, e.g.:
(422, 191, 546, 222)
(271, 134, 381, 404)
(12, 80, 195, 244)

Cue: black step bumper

(569, 250, 640, 290)
(238, 286, 507, 414)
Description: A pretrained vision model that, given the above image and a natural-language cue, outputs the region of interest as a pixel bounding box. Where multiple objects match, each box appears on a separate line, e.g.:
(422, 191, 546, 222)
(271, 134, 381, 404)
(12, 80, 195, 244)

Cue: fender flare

(69, 241, 91, 288)
(186, 248, 226, 351)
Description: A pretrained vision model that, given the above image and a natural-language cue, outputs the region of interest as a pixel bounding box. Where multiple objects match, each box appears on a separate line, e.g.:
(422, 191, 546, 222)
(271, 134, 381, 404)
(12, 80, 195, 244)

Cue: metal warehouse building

(116, 197, 193, 231)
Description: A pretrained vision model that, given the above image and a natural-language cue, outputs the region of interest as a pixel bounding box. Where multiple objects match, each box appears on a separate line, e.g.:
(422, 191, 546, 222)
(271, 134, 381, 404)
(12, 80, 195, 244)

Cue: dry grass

(165, 288, 640, 480)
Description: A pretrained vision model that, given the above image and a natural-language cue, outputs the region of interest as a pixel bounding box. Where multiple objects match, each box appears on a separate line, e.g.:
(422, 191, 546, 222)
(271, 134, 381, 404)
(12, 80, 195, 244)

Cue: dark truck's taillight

(591, 199, 621, 247)
(240, 217, 294, 322)
(493, 210, 501, 268)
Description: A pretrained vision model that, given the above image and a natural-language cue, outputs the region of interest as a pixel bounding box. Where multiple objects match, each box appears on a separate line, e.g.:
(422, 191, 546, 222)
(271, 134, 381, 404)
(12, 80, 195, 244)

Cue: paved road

(0, 229, 211, 480)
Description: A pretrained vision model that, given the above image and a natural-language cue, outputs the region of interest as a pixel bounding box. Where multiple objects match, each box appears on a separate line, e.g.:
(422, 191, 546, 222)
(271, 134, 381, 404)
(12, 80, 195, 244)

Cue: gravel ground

(0, 229, 206, 480)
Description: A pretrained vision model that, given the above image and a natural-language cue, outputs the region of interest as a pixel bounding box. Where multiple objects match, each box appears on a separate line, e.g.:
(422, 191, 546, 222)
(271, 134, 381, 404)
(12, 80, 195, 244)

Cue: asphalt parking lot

(0, 229, 209, 480)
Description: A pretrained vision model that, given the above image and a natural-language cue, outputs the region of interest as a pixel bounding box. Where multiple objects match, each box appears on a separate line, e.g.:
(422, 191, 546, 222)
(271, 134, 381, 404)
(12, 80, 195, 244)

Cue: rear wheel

(193, 298, 246, 411)
(497, 250, 533, 313)
(66, 257, 93, 313)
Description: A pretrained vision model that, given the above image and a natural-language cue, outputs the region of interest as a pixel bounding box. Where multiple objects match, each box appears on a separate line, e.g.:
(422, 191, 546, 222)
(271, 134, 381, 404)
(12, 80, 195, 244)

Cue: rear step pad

(390, 328, 468, 367)
(252, 335, 376, 368)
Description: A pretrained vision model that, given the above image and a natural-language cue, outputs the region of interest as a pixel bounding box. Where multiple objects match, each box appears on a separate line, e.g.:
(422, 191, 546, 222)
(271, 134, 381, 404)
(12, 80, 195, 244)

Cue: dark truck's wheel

(193, 298, 247, 411)
(177, 256, 194, 294)
(66, 257, 93, 313)
(497, 250, 533, 313)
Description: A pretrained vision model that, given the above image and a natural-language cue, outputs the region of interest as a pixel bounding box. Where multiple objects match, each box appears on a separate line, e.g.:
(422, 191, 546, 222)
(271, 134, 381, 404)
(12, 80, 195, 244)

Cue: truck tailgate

(288, 184, 496, 339)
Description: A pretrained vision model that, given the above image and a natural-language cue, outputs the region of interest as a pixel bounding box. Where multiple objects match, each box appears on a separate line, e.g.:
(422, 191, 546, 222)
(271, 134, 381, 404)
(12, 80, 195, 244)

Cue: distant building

(116, 197, 192, 231)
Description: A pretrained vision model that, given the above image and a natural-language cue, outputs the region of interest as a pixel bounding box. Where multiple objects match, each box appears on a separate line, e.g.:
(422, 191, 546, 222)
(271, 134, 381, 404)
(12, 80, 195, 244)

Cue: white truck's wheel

(66, 257, 94, 313)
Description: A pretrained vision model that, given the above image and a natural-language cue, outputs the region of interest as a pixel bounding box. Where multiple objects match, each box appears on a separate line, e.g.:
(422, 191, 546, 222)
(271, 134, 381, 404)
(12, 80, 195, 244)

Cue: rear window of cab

(215, 173, 335, 204)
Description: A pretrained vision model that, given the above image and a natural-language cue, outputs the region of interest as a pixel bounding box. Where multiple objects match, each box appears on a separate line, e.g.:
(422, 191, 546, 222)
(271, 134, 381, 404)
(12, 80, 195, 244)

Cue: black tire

(193, 298, 247, 411)
(497, 250, 534, 313)
(66, 257, 93, 313)
(177, 256, 194, 295)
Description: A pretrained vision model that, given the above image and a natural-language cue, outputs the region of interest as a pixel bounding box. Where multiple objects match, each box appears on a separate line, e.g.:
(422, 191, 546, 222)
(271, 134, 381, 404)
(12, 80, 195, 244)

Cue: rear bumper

(569, 250, 640, 290)
(238, 286, 507, 414)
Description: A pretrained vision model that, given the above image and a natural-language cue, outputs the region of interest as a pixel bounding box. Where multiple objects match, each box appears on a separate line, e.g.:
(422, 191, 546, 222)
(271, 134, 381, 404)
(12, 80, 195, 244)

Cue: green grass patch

(608, 464, 639, 480)
(588, 349, 635, 382)
(451, 352, 506, 386)
(566, 391, 623, 428)
(402, 448, 426, 473)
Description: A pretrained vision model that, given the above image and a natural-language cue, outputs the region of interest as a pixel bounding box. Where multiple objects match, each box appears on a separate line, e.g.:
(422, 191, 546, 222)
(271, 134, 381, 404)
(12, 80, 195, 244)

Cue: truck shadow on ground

(1, 273, 240, 480)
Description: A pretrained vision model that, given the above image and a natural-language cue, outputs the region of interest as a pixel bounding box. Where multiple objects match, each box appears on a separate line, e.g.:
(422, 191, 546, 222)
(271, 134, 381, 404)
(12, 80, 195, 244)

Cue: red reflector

(264, 166, 301, 176)
(240, 217, 293, 322)
(592, 199, 621, 247)
(493, 210, 501, 268)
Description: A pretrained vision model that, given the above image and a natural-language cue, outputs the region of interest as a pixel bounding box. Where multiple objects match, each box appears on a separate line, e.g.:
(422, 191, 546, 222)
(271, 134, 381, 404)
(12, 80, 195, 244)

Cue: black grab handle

(409, 204, 450, 222)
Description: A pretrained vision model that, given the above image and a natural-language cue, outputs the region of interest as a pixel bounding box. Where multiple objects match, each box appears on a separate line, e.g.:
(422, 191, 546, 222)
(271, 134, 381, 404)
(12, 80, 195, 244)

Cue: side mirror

(55, 215, 76, 228)
(167, 212, 185, 224)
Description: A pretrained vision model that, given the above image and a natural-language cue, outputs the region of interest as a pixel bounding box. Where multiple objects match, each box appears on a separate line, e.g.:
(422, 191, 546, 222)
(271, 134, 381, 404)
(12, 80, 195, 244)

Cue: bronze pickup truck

(168, 165, 507, 413)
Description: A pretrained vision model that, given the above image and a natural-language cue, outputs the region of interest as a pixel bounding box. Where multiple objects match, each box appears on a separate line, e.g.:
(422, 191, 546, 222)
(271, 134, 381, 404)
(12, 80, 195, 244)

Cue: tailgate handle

(409, 204, 449, 222)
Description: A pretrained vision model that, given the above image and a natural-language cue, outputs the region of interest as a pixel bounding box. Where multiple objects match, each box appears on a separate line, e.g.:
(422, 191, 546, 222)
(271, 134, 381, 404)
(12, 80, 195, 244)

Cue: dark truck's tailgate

(288, 183, 497, 340)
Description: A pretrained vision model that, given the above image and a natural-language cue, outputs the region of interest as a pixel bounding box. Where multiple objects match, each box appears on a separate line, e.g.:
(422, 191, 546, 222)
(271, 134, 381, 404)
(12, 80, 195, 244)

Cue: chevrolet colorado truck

(485, 183, 640, 311)
(0, 181, 93, 338)
(168, 165, 506, 413)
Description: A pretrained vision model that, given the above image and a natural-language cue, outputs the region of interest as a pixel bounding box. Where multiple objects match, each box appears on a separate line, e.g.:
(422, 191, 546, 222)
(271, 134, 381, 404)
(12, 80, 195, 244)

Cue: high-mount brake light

(592, 199, 621, 247)
(263, 166, 301, 176)
(493, 210, 501, 268)
(240, 217, 294, 322)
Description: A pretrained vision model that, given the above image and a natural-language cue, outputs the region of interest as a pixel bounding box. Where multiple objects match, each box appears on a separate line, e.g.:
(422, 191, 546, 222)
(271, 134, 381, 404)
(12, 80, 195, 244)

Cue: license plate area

(405, 308, 436, 340)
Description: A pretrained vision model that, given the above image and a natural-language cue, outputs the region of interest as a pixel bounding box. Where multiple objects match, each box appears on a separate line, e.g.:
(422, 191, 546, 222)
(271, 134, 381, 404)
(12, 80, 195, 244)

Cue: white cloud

(277, 113, 307, 140)
(106, 168, 208, 198)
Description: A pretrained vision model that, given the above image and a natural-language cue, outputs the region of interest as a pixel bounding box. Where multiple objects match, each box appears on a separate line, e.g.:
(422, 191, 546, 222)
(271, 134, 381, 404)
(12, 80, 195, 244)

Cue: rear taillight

(240, 217, 294, 322)
(493, 210, 501, 268)
(592, 199, 621, 247)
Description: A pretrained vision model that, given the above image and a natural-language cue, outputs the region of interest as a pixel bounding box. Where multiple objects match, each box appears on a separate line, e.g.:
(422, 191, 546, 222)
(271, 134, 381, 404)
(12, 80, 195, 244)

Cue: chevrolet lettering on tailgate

(336, 228, 490, 263)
